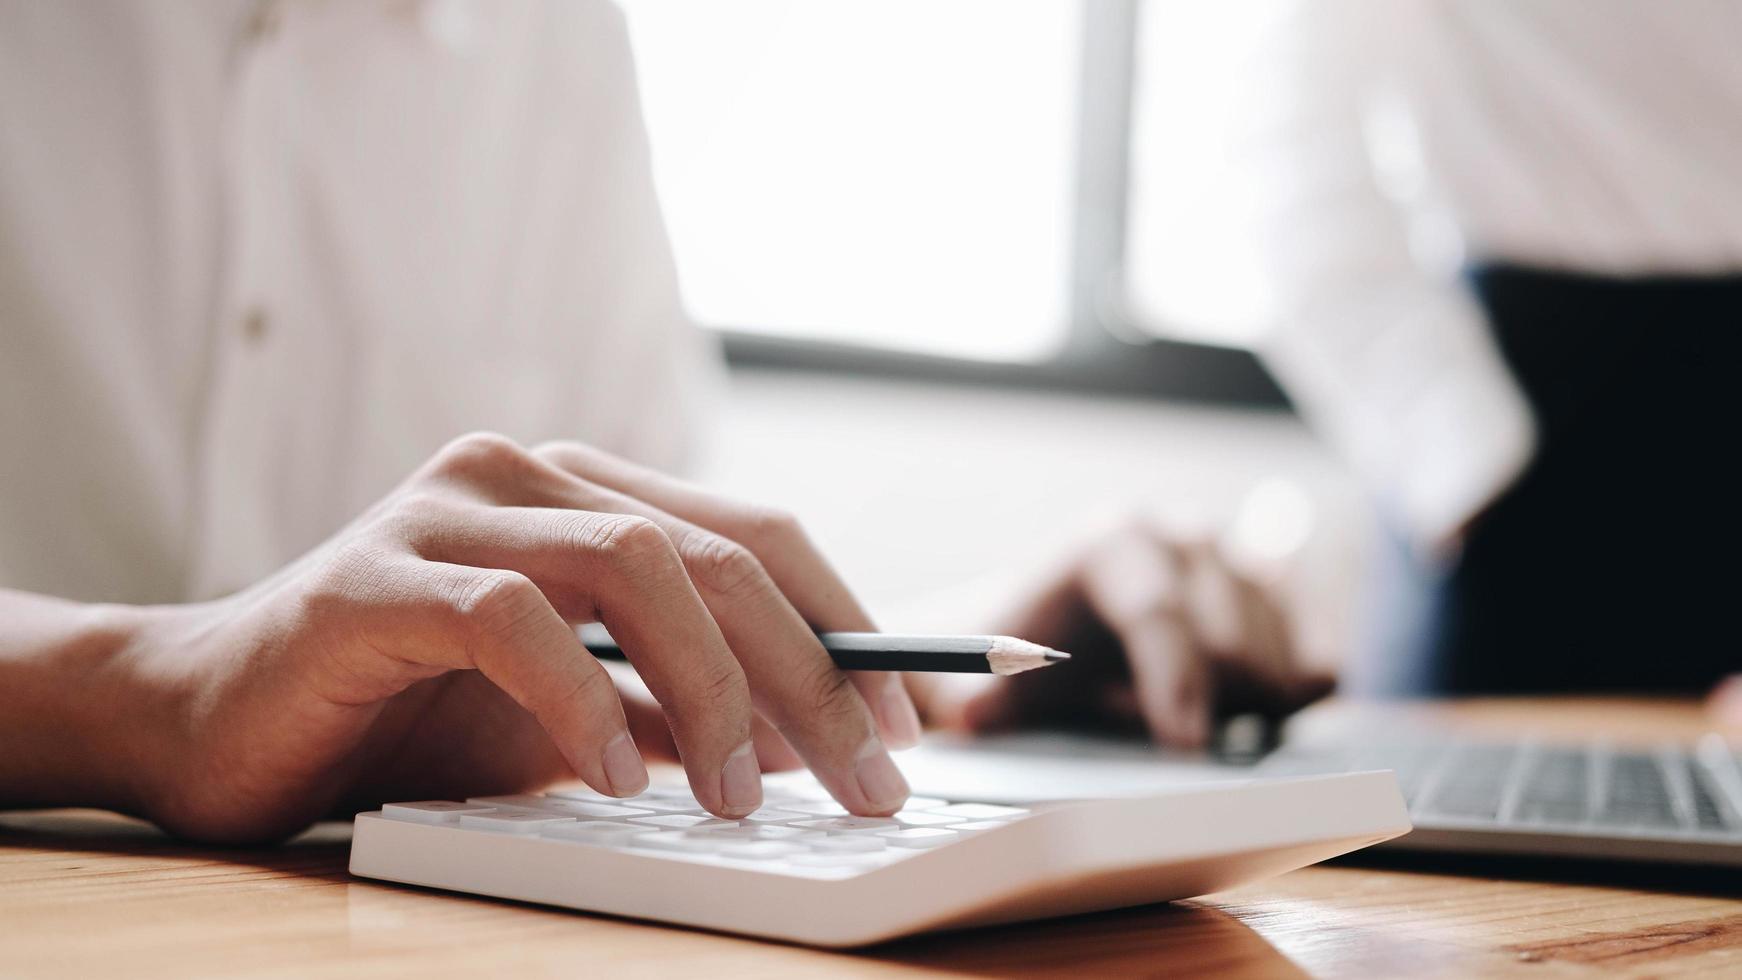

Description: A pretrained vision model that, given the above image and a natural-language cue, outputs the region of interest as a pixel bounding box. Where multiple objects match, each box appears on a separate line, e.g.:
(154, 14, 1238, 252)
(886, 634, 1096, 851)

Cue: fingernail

(720, 742, 762, 816)
(602, 732, 648, 797)
(854, 738, 910, 812)
(879, 678, 924, 750)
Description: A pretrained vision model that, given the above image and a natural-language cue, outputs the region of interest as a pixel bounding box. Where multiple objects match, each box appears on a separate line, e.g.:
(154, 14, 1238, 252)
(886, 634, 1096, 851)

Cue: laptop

(896, 711, 1742, 869)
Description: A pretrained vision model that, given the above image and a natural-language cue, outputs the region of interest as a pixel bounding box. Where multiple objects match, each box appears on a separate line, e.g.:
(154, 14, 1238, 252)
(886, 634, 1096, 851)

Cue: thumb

(1288, 671, 1337, 710)
(1708, 675, 1742, 731)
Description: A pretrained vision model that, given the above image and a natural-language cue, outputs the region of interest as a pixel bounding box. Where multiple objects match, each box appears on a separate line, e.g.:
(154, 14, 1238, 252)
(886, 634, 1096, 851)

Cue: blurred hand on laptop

(927, 486, 1334, 748)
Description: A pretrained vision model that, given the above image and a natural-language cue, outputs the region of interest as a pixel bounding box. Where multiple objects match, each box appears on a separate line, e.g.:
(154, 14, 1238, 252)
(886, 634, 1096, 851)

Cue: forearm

(1240, 2, 1534, 552)
(0, 588, 156, 812)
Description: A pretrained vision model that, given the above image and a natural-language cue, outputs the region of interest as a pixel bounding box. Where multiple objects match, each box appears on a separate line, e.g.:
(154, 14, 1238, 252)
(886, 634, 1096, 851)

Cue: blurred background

(618, 0, 1364, 664)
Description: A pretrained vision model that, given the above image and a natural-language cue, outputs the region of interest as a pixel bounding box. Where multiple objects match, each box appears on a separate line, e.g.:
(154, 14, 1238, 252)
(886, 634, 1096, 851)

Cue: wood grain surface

(4, 698, 1739, 978)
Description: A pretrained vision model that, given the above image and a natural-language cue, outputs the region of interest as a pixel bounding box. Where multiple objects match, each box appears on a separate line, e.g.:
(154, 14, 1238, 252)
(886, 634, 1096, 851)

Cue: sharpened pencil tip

(986, 636, 1071, 675)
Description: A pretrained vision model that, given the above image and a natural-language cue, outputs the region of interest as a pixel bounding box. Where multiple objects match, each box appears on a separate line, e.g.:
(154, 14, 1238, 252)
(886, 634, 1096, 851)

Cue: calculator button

(930, 803, 1028, 819)
(739, 808, 807, 823)
(878, 828, 958, 848)
(547, 800, 654, 818)
(541, 821, 646, 842)
(793, 817, 901, 835)
(469, 795, 654, 819)
(710, 824, 809, 840)
(948, 820, 1010, 831)
(629, 814, 735, 830)
(458, 811, 576, 834)
(785, 801, 850, 816)
(898, 797, 950, 812)
(629, 799, 709, 814)
(891, 811, 960, 827)
(466, 794, 553, 810)
(807, 835, 886, 853)
(381, 801, 495, 825)
(716, 840, 804, 861)
(631, 832, 726, 853)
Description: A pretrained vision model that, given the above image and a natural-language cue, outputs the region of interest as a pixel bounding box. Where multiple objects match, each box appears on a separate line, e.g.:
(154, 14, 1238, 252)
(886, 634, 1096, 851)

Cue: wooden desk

(5, 699, 1739, 978)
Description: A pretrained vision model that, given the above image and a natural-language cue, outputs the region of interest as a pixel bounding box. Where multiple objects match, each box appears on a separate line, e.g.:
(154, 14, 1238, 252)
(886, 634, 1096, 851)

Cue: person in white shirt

(4, 1, 1736, 843)
(954, 0, 1742, 742)
(0, 1, 923, 841)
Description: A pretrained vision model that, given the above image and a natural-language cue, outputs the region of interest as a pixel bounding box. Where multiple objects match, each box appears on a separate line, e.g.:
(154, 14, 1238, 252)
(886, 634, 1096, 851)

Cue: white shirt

(0, 0, 717, 604)
(1244, 0, 1742, 548)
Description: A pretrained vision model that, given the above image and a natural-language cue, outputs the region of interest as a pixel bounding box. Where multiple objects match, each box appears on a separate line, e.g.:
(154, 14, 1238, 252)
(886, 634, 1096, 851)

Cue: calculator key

(549, 800, 654, 818)
(716, 840, 804, 861)
(629, 814, 735, 830)
(709, 824, 809, 840)
(469, 795, 653, 819)
(467, 794, 554, 811)
(807, 835, 886, 853)
(878, 828, 958, 848)
(381, 801, 495, 825)
(898, 797, 950, 812)
(630, 799, 709, 814)
(892, 811, 960, 827)
(930, 803, 1028, 819)
(542, 821, 647, 842)
(631, 832, 727, 853)
(785, 800, 851, 817)
(793, 817, 901, 835)
(948, 820, 1010, 831)
(739, 808, 807, 824)
(458, 811, 576, 834)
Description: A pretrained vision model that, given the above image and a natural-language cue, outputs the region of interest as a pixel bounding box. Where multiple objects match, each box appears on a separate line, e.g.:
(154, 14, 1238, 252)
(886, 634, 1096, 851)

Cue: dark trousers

(1353, 265, 1741, 696)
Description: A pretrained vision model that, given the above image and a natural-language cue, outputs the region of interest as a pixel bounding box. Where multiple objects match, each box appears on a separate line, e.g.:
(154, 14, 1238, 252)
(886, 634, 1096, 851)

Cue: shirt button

(247, 1, 283, 43)
(241, 307, 271, 345)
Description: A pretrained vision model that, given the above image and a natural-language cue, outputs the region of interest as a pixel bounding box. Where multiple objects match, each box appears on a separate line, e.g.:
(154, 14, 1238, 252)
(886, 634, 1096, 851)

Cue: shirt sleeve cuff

(1260, 290, 1538, 556)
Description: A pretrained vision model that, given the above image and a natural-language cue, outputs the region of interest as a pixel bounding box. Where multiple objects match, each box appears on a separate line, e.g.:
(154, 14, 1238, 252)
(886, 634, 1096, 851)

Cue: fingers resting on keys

(339, 431, 911, 819)
(959, 514, 1329, 749)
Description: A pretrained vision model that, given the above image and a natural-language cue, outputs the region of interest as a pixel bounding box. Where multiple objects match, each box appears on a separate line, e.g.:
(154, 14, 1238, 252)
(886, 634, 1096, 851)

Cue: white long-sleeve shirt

(0, 0, 717, 604)
(1242, 0, 1742, 547)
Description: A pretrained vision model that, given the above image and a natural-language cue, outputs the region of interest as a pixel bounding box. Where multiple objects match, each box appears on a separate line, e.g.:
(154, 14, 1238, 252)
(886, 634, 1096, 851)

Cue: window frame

(715, 0, 1288, 409)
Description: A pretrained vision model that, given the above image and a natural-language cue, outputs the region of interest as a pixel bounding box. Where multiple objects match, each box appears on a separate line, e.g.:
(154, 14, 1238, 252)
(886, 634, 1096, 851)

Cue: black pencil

(577, 624, 1069, 677)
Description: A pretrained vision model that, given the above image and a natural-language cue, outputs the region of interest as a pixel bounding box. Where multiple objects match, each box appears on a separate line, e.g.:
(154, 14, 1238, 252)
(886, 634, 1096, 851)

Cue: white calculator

(349, 771, 1408, 947)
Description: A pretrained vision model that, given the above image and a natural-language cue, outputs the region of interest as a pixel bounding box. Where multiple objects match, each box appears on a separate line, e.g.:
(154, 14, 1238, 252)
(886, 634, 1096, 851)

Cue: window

(1123, 2, 1289, 347)
(623, 1, 1285, 395)
(622, 1, 1078, 363)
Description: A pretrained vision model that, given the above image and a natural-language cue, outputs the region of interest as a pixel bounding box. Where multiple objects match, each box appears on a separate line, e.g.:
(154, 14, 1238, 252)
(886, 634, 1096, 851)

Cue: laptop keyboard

(1259, 733, 1742, 837)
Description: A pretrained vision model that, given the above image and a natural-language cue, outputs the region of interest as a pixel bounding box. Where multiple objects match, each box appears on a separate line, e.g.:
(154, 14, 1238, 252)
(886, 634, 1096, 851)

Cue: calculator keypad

(379, 782, 1031, 877)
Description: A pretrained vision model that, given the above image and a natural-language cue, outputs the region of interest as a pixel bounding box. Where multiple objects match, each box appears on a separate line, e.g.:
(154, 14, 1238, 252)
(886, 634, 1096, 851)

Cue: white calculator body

(349, 771, 1408, 947)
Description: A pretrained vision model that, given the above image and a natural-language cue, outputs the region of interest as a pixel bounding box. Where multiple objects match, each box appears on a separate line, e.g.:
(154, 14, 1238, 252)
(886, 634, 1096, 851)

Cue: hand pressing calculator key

(350, 772, 1408, 946)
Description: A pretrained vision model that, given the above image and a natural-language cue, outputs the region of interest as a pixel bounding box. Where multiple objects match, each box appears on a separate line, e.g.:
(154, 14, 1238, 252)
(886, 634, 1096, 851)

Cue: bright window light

(1123, 2, 1291, 347)
(621, 1, 1079, 362)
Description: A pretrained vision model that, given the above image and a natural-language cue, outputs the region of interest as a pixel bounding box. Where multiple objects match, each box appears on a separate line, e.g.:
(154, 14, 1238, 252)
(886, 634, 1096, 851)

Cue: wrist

(0, 594, 193, 816)
(83, 601, 207, 818)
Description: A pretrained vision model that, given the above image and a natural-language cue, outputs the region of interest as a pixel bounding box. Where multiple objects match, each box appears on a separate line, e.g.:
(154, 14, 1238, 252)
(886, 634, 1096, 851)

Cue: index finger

(487, 453, 909, 814)
(1075, 533, 1212, 747)
(400, 502, 763, 818)
(532, 443, 925, 750)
